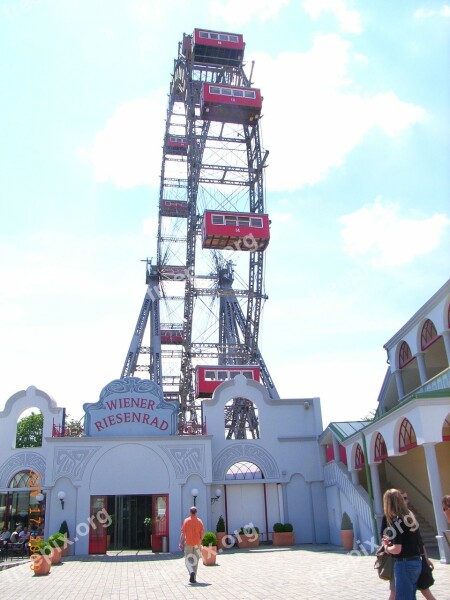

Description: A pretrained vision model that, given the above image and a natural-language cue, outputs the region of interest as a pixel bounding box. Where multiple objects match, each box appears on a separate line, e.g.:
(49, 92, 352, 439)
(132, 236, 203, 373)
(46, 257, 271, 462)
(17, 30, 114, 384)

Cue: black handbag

(417, 556, 434, 589)
(374, 545, 394, 580)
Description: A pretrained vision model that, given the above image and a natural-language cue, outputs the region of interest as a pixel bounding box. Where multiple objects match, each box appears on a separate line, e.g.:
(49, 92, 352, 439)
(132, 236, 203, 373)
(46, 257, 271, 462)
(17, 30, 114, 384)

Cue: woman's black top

(381, 514, 422, 559)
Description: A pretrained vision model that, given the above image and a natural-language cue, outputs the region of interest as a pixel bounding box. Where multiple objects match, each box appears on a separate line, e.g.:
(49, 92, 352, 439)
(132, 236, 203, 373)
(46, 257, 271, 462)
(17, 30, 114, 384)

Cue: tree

(16, 412, 43, 447)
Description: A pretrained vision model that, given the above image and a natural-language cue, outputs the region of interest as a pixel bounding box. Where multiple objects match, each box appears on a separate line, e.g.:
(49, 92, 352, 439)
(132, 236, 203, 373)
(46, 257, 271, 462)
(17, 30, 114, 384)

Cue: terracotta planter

(216, 532, 227, 551)
(201, 545, 217, 565)
(341, 530, 354, 551)
(30, 554, 52, 576)
(60, 543, 69, 557)
(237, 533, 259, 549)
(50, 547, 62, 564)
(272, 531, 295, 546)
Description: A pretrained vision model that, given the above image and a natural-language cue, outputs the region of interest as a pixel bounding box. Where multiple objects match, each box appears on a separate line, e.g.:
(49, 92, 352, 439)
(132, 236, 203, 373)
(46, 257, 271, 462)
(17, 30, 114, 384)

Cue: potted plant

(340, 512, 354, 551)
(106, 514, 115, 550)
(272, 522, 295, 546)
(144, 517, 153, 549)
(30, 540, 52, 575)
(59, 520, 70, 557)
(237, 525, 260, 549)
(47, 533, 65, 564)
(216, 515, 227, 551)
(201, 531, 217, 565)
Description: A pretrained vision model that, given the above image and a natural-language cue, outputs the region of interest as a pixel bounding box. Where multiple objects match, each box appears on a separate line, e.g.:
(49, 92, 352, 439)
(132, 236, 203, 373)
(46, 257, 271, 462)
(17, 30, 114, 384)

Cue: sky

(0, 0, 449, 429)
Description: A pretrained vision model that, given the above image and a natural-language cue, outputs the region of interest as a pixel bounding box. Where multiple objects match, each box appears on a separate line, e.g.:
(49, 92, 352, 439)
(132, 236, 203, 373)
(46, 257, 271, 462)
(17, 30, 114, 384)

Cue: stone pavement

(1, 545, 449, 600)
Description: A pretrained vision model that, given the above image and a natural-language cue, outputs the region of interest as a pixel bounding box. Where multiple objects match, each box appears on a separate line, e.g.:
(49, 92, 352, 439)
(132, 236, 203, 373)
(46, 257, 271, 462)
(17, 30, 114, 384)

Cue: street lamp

(191, 488, 199, 506)
(211, 488, 222, 504)
(57, 490, 66, 510)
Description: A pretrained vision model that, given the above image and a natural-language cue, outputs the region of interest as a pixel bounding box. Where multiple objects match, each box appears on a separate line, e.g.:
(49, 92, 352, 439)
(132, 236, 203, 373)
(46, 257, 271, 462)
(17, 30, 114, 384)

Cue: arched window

(1, 471, 45, 533)
(225, 461, 263, 480)
(398, 341, 413, 369)
(399, 418, 417, 451)
(421, 319, 439, 351)
(443, 417, 450, 442)
(224, 398, 260, 440)
(374, 433, 388, 462)
(9, 471, 32, 488)
(15, 409, 43, 448)
(355, 444, 365, 469)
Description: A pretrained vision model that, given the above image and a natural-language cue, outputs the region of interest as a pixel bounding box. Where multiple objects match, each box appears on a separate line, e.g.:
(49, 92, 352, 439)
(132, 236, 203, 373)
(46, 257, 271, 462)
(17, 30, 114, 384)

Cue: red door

(151, 495, 169, 551)
(89, 496, 107, 554)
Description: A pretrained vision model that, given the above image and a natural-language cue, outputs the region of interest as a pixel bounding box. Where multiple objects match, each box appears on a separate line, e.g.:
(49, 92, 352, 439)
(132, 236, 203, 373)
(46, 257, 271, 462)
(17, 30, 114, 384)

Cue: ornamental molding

(53, 446, 100, 481)
(212, 443, 279, 481)
(0, 452, 47, 487)
(161, 446, 206, 479)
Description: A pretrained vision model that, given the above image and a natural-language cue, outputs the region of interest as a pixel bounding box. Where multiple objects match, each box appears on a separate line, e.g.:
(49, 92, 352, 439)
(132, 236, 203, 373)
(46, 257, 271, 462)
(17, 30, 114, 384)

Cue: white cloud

(82, 34, 425, 194)
(254, 36, 426, 191)
(79, 94, 166, 188)
(339, 198, 450, 267)
(302, 0, 363, 34)
(210, 0, 289, 26)
(414, 4, 450, 18)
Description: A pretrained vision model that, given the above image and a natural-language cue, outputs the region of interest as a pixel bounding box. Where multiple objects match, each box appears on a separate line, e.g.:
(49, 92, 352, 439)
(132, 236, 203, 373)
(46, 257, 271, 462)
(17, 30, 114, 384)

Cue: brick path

(1, 545, 449, 599)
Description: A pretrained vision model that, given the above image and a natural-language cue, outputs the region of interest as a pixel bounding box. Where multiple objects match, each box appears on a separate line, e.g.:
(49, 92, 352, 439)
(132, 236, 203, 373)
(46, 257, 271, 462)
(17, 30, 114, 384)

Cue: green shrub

(144, 517, 152, 531)
(239, 526, 259, 535)
(35, 540, 52, 555)
(59, 520, 70, 538)
(341, 512, 353, 530)
(216, 515, 225, 533)
(48, 533, 66, 548)
(202, 531, 217, 546)
(273, 522, 284, 533)
(282, 523, 293, 532)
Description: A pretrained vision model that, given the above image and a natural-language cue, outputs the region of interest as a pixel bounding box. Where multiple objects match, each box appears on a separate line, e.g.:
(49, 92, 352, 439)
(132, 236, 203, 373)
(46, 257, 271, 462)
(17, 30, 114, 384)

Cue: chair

(0, 541, 7, 562)
(8, 542, 26, 560)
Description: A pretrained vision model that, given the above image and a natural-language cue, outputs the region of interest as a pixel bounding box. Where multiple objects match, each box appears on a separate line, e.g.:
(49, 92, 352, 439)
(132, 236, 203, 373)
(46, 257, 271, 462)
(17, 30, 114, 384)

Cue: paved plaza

(1, 545, 449, 600)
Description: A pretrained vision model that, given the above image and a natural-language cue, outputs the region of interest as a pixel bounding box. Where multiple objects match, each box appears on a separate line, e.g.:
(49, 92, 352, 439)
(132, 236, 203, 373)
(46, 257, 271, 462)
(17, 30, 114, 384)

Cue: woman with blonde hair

(382, 489, 422, 600)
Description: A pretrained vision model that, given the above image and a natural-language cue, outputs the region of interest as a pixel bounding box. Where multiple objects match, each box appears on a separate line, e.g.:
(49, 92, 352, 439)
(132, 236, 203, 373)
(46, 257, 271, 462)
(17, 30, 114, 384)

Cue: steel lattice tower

(122, 29, 279, 438)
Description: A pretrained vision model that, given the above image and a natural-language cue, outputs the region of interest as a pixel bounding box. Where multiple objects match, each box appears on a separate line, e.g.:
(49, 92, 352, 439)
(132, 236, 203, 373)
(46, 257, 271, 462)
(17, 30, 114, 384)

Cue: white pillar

(415, 352, 428, 384)
(369, 462, 383, 516)
(423, 443, 450, 563)
(350, 469, 359, 486)
(394, 369, 404, 400)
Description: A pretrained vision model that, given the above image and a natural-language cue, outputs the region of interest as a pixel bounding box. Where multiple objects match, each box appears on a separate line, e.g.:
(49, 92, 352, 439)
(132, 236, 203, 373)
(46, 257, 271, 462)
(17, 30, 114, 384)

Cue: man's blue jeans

(394, 558, 421, 600)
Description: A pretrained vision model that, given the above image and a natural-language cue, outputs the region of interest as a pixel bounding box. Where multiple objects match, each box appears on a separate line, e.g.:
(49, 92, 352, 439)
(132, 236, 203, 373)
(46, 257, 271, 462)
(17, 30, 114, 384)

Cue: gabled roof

(320, 420, 372, 443)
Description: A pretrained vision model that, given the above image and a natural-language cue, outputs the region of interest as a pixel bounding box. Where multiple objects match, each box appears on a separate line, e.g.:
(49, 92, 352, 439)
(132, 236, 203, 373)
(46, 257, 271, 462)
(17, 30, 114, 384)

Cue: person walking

(381, 491, 437, 600)
(179, 506, 204, 584)
(382, 489, 422, 600)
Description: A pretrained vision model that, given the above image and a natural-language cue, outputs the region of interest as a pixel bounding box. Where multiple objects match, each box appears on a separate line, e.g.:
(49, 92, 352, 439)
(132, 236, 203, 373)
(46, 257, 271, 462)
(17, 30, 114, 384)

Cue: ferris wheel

(122, 29, 279, 438)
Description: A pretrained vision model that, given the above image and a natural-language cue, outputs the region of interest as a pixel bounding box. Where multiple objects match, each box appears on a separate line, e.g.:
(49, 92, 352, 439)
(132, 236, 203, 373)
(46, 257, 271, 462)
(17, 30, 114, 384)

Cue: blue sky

(0, 0, 449, 427)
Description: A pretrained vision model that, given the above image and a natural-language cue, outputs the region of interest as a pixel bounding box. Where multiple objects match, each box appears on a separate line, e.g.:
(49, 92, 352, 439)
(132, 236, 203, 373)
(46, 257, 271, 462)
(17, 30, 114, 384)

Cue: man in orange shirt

(179, 506, 204, 583)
